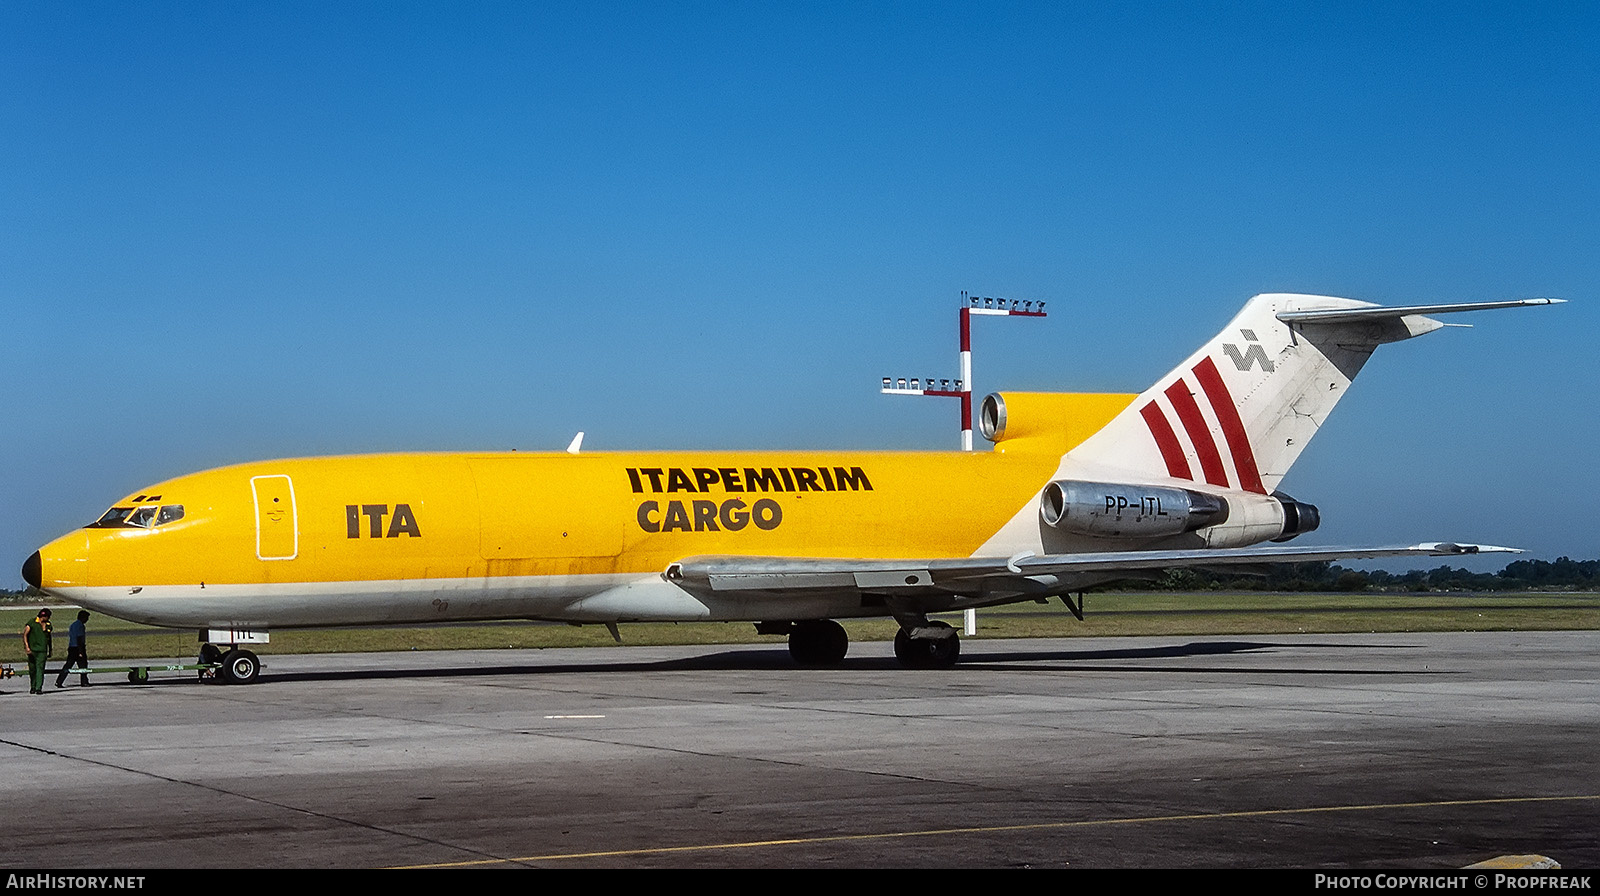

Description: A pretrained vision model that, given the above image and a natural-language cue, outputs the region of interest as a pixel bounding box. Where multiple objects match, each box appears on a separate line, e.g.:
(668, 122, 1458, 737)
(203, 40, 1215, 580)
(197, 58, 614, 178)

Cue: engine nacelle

(1040, 480, 1323, 546)
(1039, 480, 1227, 538)
(1196, 490, 1322, 547)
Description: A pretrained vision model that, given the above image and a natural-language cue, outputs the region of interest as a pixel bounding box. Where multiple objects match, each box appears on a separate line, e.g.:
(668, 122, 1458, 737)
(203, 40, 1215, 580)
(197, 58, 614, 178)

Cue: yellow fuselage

(31, 393, 1136, 629)
(70, 449, 1061, 583)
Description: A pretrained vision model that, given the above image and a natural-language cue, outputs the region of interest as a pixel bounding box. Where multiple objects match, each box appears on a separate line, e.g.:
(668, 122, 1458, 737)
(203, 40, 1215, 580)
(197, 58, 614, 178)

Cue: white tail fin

(1067, 294, 1562, 493)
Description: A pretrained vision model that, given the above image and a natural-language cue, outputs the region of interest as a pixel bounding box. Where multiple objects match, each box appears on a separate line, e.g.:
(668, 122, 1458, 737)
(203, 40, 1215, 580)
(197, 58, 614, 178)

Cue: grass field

(3, 591, 1596, 662)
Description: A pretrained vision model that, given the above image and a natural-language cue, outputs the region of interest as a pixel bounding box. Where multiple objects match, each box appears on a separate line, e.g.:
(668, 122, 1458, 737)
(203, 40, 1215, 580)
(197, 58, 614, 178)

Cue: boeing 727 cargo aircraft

(22, 293, 1560, 681)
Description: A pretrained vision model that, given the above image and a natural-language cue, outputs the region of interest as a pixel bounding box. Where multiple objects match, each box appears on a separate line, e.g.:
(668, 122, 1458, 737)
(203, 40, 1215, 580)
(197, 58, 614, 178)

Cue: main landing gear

(782, 619, 850, 666)
(199, 643, 261, 685)
(761, 618, 962, 669)
(893, 621, 960, 669)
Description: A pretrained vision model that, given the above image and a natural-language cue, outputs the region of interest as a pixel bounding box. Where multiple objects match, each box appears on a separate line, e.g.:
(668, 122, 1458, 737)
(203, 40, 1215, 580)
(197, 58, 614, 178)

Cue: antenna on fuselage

(566, 432, 584, 454)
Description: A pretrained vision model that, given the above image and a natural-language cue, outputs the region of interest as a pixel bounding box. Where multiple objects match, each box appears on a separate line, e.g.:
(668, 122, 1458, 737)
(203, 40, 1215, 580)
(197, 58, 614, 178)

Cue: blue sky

(5, 2, 1597, 586)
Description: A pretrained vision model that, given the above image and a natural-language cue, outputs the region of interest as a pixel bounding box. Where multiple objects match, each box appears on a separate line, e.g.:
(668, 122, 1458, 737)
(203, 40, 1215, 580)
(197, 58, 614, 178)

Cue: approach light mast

(881, 293, 1047, 450)
(881, 292, 1048, 636)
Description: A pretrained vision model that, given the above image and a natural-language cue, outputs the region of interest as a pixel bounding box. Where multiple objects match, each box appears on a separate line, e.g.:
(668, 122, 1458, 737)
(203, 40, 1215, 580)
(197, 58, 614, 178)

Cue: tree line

(1153, 557, 1600, 592)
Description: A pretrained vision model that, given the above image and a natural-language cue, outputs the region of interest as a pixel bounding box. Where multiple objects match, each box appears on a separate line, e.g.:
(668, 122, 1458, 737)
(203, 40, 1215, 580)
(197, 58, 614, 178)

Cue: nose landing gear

(199, 643, 261, 684)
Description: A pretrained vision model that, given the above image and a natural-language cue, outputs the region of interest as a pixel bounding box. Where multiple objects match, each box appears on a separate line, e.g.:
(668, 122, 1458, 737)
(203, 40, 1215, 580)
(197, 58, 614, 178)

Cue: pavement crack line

(0, 736, 517, 867)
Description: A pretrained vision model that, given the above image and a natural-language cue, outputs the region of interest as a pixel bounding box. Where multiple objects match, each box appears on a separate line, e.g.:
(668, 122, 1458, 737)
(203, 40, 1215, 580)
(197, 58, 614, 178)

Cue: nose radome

(22, 551, 41, 590)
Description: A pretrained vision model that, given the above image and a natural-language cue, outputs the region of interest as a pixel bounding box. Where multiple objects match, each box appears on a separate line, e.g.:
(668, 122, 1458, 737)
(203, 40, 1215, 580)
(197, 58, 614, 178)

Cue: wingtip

(1414, 542, 1523, 555)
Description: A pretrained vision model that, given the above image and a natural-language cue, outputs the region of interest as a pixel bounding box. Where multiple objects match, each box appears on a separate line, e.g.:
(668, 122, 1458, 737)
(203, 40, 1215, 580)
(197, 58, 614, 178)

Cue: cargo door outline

(252, 475, 298, 560)
(469, 458, 623, 560)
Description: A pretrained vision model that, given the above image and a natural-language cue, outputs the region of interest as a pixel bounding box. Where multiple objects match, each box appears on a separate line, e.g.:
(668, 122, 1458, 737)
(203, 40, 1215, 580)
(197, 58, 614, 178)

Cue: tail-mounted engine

(1039, 480, 1227, 538)
(1038, 480, 1320, 545)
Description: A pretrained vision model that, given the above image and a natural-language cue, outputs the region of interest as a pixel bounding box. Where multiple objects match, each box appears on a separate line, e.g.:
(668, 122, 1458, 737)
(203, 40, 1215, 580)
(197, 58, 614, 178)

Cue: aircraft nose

(22, 550, 41, 590)
(27, 534, 89, 592)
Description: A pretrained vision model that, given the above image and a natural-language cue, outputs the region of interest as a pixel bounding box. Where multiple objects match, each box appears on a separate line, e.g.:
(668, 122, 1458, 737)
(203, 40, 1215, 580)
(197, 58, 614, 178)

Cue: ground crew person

(55, 610, 91, 688)
(22, 608, 52, 695)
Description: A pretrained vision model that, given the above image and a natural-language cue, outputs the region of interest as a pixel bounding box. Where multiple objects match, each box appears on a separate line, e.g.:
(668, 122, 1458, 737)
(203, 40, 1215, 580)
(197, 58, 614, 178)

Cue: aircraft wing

(665, 542, 1518, 603)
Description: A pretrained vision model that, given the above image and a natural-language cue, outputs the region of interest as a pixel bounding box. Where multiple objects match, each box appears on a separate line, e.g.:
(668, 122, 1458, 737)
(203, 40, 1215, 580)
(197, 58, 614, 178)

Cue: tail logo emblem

(1221, 329, 1274, 372)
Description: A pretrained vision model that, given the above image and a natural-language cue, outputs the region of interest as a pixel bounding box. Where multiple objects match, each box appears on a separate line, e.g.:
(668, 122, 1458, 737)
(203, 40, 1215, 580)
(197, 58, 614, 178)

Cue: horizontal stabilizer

(1276, 298, 1564, 324)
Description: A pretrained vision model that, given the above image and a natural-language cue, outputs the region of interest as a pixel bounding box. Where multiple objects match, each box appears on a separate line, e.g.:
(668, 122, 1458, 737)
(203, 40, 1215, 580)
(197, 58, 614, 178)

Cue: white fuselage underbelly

(51, 575, 889, 630)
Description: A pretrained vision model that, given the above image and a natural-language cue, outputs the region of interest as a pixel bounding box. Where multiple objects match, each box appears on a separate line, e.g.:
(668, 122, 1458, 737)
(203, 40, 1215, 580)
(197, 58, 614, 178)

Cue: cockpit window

(90, 507, 136, 528)
(87, 504, 186, 529)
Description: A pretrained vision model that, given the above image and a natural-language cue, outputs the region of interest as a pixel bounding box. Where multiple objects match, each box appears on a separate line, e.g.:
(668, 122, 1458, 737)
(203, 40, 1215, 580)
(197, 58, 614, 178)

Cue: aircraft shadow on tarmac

(150, 638, 1440, 684)
(949, 639, 1440, 675)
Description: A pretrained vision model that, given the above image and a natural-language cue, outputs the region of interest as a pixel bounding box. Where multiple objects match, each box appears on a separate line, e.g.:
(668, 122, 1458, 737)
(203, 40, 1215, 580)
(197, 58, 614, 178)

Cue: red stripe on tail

(1164, 380, 1230, 487)
(1193, 356, 1266, 494)
(1139, 401, 1193, 481)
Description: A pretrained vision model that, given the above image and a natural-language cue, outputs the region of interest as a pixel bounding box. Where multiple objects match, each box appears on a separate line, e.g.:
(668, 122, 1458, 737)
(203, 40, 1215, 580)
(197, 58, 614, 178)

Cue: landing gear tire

(894, 622, 960, 669)
(788, 620, 849, 667)
(219, 649, 260, 685)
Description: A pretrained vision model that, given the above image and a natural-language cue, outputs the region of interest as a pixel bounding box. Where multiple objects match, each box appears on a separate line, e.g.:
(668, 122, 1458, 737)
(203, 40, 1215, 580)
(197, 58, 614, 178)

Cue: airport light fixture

(881, 292, 1047, 451)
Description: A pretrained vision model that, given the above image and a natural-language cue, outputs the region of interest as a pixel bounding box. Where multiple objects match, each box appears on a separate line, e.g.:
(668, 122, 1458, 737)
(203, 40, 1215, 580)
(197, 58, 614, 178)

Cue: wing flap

(705, 571, 858, 591)
(666, 543, 1518, 605)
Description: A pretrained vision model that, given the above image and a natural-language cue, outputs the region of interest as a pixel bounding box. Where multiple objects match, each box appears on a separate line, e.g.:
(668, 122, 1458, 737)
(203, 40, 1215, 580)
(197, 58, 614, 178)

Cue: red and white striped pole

(959, 304, 973, 450)
(883, 293, 1046, 451)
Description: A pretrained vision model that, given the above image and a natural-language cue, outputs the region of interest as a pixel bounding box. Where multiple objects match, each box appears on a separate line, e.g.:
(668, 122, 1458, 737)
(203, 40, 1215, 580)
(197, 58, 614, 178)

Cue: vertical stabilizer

(1065, 294, 1558, 493)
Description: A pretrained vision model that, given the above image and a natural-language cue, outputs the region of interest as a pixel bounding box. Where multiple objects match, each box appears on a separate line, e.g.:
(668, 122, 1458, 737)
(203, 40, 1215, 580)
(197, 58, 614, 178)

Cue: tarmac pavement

(1, 630, 1596, 869)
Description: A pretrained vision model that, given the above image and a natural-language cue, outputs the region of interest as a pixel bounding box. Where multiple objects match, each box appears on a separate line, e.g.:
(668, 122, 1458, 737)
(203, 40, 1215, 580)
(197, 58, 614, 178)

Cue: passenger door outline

(251, 475, 298, 560)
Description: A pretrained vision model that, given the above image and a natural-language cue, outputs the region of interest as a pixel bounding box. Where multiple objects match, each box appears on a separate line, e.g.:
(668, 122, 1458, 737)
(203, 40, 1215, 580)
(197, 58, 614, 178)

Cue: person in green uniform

(22, 608, 52, 695)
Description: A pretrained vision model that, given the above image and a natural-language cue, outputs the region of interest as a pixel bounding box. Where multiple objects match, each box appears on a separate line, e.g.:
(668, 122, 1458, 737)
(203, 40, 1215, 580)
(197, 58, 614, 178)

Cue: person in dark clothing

(55, 610, 91, 688)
